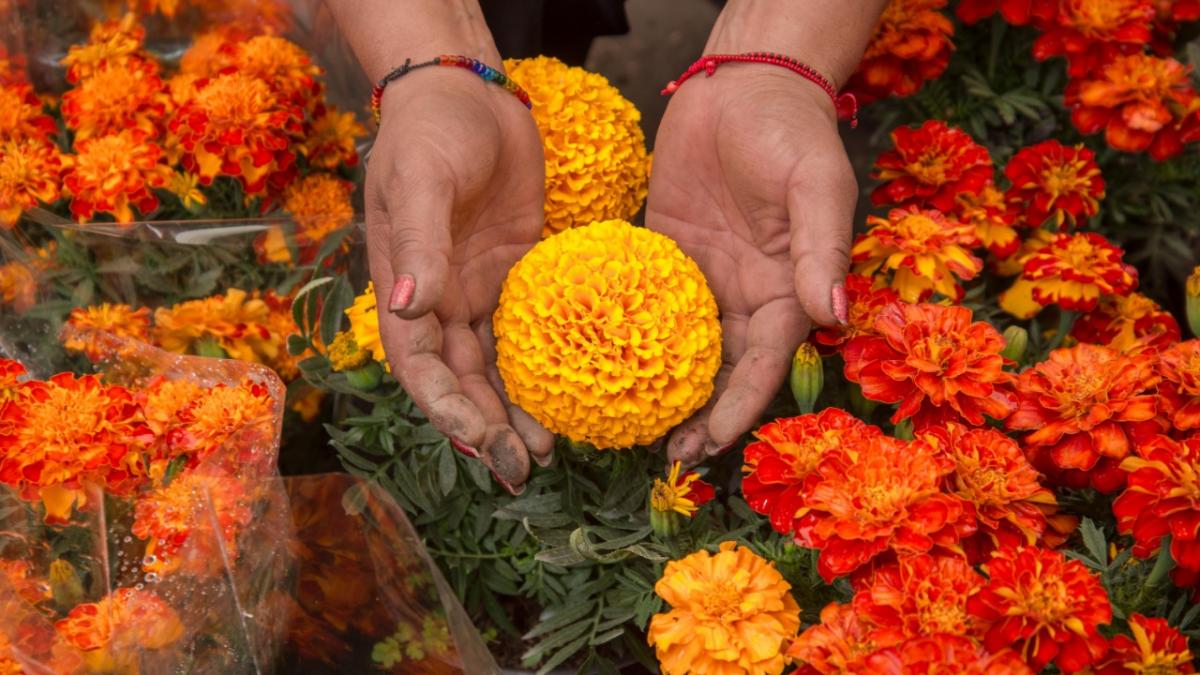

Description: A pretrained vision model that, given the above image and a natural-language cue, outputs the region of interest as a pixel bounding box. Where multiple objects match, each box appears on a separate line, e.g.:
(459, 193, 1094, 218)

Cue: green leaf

(1079, 518, 1107, 565)
(437, 446, 458, 496)
(341, 482, 369, 516)
(286, 333, 311, 356)
(319, 276, 355, 346)
(535, 545, 587, 567)
(523, 600, 597, 640)
(522, 621, 591, 666)
(291, 275, 334, 333)
(537, 635, 590, 674)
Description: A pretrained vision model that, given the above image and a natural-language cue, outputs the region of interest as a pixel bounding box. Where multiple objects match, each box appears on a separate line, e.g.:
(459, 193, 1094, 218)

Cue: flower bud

(894, 417, 914, 441)
(193, 337, 227, 359)
(649, 505, 681, 539)
(1187, 265, 1200, 338)
(344, 361, 383, 391)
(49, 559, 84, 610)
(1000, 325, 1029, 364)
(789, 343, 823, 414)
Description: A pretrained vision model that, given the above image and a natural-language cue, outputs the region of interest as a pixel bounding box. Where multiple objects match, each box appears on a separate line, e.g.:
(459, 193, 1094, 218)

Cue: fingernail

(704, 441, 736, 457)
(832, 283, 849, 326)
(449, 437, 480, 459)
(389, 274, 415, 311)
(489, 468, 524, 495)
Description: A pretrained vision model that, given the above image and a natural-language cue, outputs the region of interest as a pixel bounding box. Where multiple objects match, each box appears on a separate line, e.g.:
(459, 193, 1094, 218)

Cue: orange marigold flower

(742, 409, 883, 535)
(212, 35, 323, 109)
(279, 172, 354, 262)
(846, 0, 954, 105)
(871, 121, 993, 211)
(955, 0, 1054, 24)
(922, 423, 1073, 559)
(1066, 54, 1200, 161)
(60, 13, 146, 83)
(301, 105, 364, 170)
(152, 288, 274, 364)
(64, 303, 151, 360)
(1095, 613, 1195, 674)
(260, 290, 304, 380)
(0, 558, 50, 607)
(1114, 434, 1200, 585)
(1159, 339, 1200, 431)
(168, 70, 303, 198)
(999, 232, 1138, 319)
(787, 602, 876, 675)
(864, 635, 1035, 674)
(60, 57, 167, 142)
(955, 184, 1020, 259)
(62, 129, 169, 223)
(1004, 140, 1105, 229)
(55, 587, 183, 670)
(178, 26, 249, 77)
(813, 274, 900, 351)
(843, 302, 1016, 429)
(1071, 292, 1181, 354)
(852, 208, 982, 303)
(648, 541, 800, 675)
(1008, 343, 1161, 492)
(0, 138, 66, 228)
(793, 433, 974, 581)
(851, 553, 984, 648)
(0, 81, 57, 143)
(1033, 0, 1155, 77)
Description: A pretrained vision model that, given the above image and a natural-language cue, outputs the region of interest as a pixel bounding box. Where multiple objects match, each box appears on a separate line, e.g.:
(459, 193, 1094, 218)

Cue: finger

(374, 163, 453, 319)
(788, 147, 857, 327)
(476, 319, 555, 467)
(666, 363, 732, 468)
(707, 297, 808, 446)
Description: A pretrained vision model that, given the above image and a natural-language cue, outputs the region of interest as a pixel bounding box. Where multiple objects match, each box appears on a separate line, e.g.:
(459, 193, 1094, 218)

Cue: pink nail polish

(389, 274, 415, 311)
(449, 437, 480, 459)
(832, 283, 849, 326)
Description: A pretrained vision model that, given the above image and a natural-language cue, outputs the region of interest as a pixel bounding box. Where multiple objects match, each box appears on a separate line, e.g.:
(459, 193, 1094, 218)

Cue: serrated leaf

(535, 545, 587, 567)
(1080, 518, 1107, 565)
(524, 600, 597, 640)
(537, 634, 590, 674)
(522, 621, 591, 666)
(437, 446, 458, 496)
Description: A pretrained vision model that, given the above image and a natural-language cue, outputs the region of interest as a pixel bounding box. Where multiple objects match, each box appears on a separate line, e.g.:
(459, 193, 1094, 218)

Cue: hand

(646, 68, 857, 466)
(366, 69, 553, 494)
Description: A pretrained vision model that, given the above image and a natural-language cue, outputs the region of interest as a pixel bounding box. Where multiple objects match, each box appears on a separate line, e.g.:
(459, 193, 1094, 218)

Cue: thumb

(788, 152, 857, 327)
(378, 176, 453, 319)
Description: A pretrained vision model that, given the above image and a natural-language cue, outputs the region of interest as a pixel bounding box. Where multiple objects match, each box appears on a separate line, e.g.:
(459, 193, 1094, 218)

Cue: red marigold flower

(1115, 434, 1200, 584)
(742, 409, 883, 535)
(1032, 0, 1156, 78)
(1158, 339, 1200, 432)
(55, 587, 183, 658)
(1072, 292, 1181, 355)
(922, 423, 1074, 559)
(212, 35, 324, 109)
(955, 184, 1020, 259)
(793, 433, 974, 581)
(60, 57, 168, 142)
(0, 81, 57, 143)
(1004, 140, 1105, 229)
(1009, 343, 1161, 492)
(872, 121, 993, 211)
(167, 70, 303, 198)
(846, 0, 954, 105)
(851, 208, 983, 303)
(955, 0, 1054, 25)
(0, 138, 67, 229)
(301, 104, 365, 170)
(852, 553, 984, 647)
(1066, 53, 1200, 161)
(813, 274, 900, 351)
(787, 602, 877, 675)
(60, 13, 147, 84)
(62, 130, 169, 224)
(1093, 613, 1195, 674)
(843, 302, 1017, 429)
(968, 546, 1112, 672)
(999, 232, 1138, 319)
(864, 635, 1035, 674)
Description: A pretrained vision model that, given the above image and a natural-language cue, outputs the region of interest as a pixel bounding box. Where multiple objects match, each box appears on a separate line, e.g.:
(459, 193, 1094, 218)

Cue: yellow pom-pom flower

(505, 57, 649, 237)
(493, 219, 721, 449)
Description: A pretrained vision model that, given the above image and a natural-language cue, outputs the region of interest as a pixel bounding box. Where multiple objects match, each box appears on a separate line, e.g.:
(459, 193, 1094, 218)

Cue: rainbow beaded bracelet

(370, 55, 532, 124)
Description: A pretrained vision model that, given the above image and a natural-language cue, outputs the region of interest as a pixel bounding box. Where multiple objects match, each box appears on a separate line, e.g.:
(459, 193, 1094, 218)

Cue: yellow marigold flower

(505, 57, 650, 237)
(0, 81, 57, 143)
(60, 13, 146, 83)
(301, 105, 365, 170)
(60, 57, 167, 142)
(62, 129, 170, 223)
(282, 173, 354, 246)
(651, 461, 715, 518)
(290, 385, 325, 422)
(153, 288, 274, 364)
(0, 138, 66, 228)
(851, 206, 983, 303)
(212, 35, 323, 108)
(64, 303, 152, 360)
(494, 219, 721, 449)
(648, 542, 801, 675)
(345, 282, 387, 364)
(327, 331, 370, 372)
(167, 170, 206, 210)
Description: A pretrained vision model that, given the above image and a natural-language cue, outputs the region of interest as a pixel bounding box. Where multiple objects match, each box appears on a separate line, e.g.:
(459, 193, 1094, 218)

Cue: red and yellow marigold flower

(793, 433, 974, 581)
(955, 184, 1020, 259)
(852, 208, 983, 303)
(651, 461, 714, 518)
(846, 0, 955, 104)
(871, 121, 993, 211)
(787, 602, 876, 674)
(1158, 339, 1200, 431)
(62, 129, 170, 223)
(843, 302, 1016, 429)
(301, 105, 364, 170)
(921, 423, 1073, 559)
(999, 232, 1138, 319)
(1071, 292, 1181, 354)
(0, 81, 57, 143)
(1114, 434, 1200, 586)
(1009, 343, 1160, 492)
(0, 138, 66, 228)
(1094, 613, 1195, 674)
(0, 558, 50, 607)
(60, 13, 147, 83)
(138, 377, 275, 473)
(168, 70, 303, 197)
(742, 409, 883, 535)
(648, 542, 800, 675)
(865, 636, 1034, 673)
(955, 0, 1054, 24)
(851, 553, 984, 647)
(64, 303, 152, 361)
(1066, 53, 1200, 161)
(60, 57, 167, 142)
(55, 587, 183, 672)
(813, 275, 901, 351)
(152, 288, 274, 364)
(1004, 140, 1105, 229)
(968, 546, 1111, 672)
(212, 35, 323, 109)
(1032, 0, 1156, 77)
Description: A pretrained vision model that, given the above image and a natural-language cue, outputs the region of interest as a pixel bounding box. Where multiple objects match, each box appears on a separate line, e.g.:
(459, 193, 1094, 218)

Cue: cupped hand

(646, 68, 857, 466)
(366, 69, 553, 494)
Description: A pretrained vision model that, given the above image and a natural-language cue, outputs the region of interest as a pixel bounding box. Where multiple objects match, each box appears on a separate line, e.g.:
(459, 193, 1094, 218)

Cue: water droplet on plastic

(143, 555, 157, 566)
(123, 535, 132, 543)
(135, 583, 144, 590)
(144, 572, 159, 584)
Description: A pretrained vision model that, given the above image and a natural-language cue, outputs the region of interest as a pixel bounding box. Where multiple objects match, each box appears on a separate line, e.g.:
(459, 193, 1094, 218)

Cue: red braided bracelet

(662, 52, 858, 128)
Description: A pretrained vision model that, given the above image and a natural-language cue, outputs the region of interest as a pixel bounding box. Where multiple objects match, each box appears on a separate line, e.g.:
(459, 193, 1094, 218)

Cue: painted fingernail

(832, 282, 849, 326)
(389, 274, 415, 311)
(489, 468, 524, 495)
(449, 437, 480, 459)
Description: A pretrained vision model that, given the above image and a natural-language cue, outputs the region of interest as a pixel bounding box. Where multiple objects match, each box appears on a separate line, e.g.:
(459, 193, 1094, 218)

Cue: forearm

(705, 0, 889, 88)
(324, 0, 501, 81)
